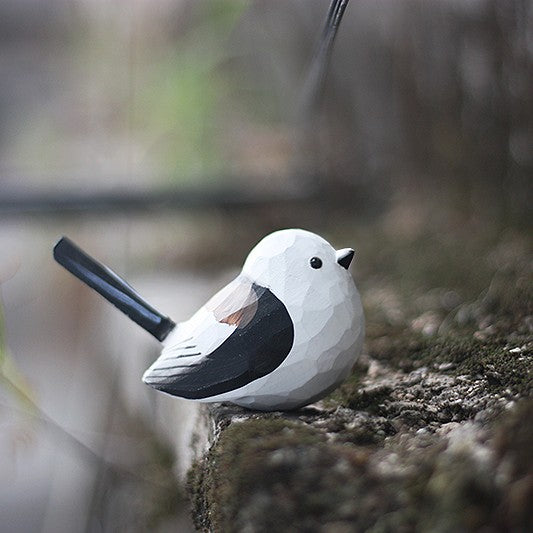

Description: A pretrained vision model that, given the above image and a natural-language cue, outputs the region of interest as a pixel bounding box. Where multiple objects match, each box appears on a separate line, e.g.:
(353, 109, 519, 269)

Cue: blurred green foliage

(1, 0, 248, 186)
(137, 1, 247, 182)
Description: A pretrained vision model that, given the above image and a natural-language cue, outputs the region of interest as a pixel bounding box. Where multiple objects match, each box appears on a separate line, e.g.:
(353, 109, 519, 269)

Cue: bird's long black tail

(53, 237, 175, 342)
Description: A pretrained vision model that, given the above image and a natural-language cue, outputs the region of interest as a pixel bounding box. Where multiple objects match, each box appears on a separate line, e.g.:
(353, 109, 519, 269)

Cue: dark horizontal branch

(0, 180, 320, 217)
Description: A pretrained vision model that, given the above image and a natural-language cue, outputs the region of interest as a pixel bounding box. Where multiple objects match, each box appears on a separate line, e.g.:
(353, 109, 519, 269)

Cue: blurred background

(0, 0, 531, 531)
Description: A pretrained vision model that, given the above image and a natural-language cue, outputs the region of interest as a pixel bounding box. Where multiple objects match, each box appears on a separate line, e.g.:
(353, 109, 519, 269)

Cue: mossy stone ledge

(187, 229, 532, 532)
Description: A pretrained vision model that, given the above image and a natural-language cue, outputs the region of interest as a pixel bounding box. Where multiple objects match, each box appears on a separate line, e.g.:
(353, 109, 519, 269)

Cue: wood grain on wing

(206, 276, 259, 329)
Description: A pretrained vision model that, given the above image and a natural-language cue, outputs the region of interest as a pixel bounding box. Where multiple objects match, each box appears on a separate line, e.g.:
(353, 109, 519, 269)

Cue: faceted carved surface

(143, 229, 364, 410)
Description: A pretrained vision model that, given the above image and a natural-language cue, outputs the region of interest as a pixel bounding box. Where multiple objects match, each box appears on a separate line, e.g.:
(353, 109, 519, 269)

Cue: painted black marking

(150, 364, 199, 371)
(168, 352, 201, 359)
(53, 237, 175, 341)
(145, 282, 294, 399)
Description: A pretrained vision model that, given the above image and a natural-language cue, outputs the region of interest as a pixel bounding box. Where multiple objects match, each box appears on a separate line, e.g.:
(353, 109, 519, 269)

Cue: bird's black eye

(310, 257, 322, 269)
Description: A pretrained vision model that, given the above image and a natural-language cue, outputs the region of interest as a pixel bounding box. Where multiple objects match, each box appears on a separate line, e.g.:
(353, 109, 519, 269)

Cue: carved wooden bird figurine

(54, 229, 364, 410)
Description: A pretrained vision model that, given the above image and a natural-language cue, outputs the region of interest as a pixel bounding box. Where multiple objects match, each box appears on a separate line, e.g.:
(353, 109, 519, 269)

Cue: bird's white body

(143, 229, 364, 410)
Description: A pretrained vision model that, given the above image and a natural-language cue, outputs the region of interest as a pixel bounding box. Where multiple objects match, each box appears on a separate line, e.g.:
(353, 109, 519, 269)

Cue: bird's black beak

(336, 248, 355, 270)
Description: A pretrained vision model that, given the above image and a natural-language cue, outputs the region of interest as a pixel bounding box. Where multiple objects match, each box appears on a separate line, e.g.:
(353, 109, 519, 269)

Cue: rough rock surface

(187, 227, 532, 532)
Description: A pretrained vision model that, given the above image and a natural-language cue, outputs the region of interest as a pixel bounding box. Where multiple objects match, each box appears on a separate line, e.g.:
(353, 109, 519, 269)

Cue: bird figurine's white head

(54, 229, 364, 411)
(242, 228, 355, 299)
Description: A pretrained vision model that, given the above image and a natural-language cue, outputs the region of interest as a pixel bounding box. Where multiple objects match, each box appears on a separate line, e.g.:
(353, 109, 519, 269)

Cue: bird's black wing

(143, 280, 294, 399)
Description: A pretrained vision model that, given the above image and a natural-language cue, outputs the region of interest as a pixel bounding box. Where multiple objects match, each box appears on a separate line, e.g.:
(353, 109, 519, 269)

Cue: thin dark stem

(83, 360, 122, 533)
(300, 0, 351, 117)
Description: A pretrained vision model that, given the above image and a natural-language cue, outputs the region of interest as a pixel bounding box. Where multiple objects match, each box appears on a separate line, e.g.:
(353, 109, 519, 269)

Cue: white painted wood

(143, 229, 365, 410)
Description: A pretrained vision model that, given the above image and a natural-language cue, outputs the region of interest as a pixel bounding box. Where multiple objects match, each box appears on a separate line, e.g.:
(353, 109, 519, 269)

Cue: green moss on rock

(367, 334, 531, 397)
(188, 418, 325, 531)
(188, 416, 408, 532)
(189, 402, 533, 532)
